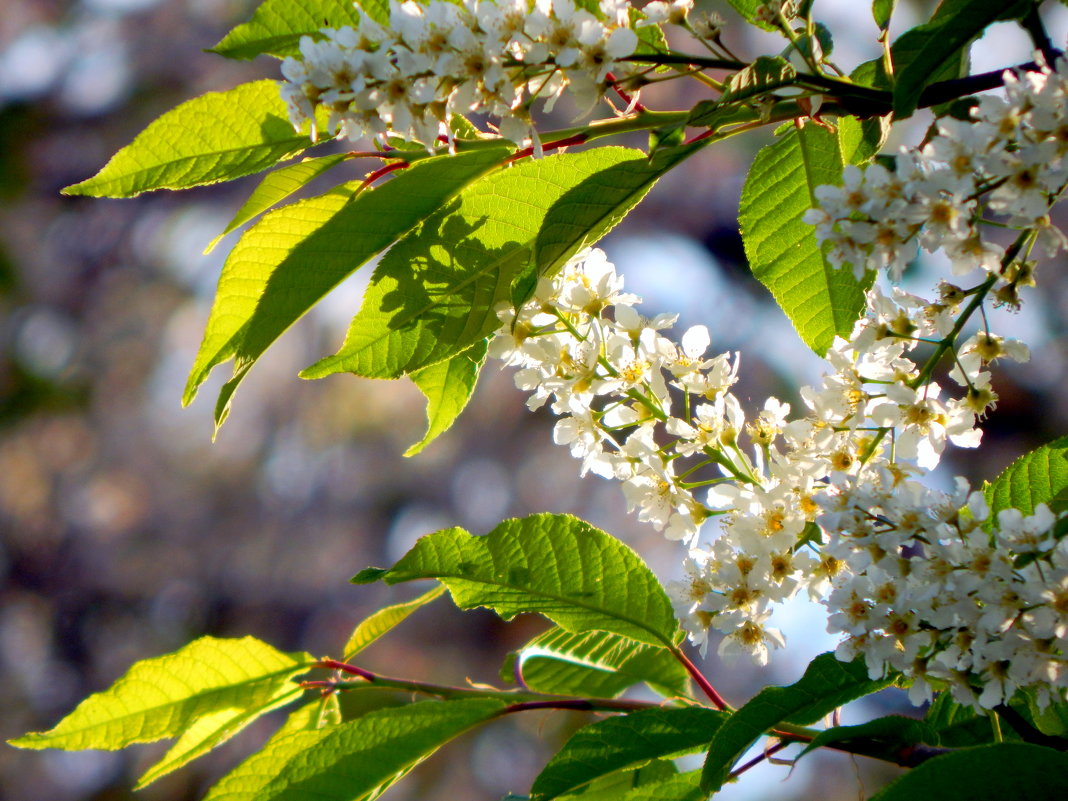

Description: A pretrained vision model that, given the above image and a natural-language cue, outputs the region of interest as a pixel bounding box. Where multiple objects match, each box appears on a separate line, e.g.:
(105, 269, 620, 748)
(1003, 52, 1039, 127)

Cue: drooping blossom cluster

(489, 242, 1067, 709)
(820, 470, 1068, 710)
(280, 0, 653, 151)
(805, 56, 1068, 286)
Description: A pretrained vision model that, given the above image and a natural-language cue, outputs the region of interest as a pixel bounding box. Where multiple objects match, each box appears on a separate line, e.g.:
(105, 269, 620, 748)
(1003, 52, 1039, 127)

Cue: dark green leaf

(211, 0, 382, 61)
(501, 627, 690, 699)
(701, 653, 892, 793)
(63, 81, 320, 198)
(405, 339, 488, 456)
(984, 436, 1068, 517)
(205, 153, 349, 253)
(301, 148, 645, 381)
(200, 699, 505, 801)
(891, 0, 1006, 117)
(868, 743, 1068, 801)
(183, 147, 510, 429)
(532, 708, 727, 800)
(798, 715, 936, 762)
(365, 513, 680, 647)
(560, 767, 704, 801)
(738, 124, 873, 355)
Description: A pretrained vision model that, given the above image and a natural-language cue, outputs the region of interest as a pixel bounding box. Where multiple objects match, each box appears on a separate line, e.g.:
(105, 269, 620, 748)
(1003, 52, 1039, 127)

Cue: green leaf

(984, 436, 1068, 517)
(301, 147, 645, 381)
(560, 767, 705, 801)
(837, 115, 890, 165)
(891, 0, 1008, 117)
(720, 56, 797, 105)
(63, 81, 319, 198)
(364, 513, 680, 647)
(797, 714, 935, 763)
(405, 339, 488, 457)
(134, 687, 304, 788)
(201, 698, 505, 801)
(873, 0, 896, 30)
(924, 693, 998, 747)
(528, 141, 707, 302)
(9, 636, 312, 752)
(868, 743, 1068, 801)
(700, 653, 892, 794)
(1025, 692, 1068, 738)
(183, 147, 510, 429)
(532, 708, 727, 800)
(205, 153, 349, 254)
(501, 627, 691, 699)
(211, 0, 382, 61)
(343, 584, 446, 660)
(738, 124, 872, 355)
(725, 0, 775, 31)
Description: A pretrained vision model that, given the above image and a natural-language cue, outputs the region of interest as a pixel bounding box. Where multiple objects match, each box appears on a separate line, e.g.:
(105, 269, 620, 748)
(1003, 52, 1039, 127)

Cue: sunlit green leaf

(343, 584, 446, 660)
(868, 743, 1068, 801)
(984, 436, 1068, 517)
(9, 637, 311, 753)
(501, 627, 690, 699)
(405, 340, 488, 457)
(738, 124, 872, 355)
(301, 148, 644, 381)
(183, 148, 510, 429)
(211, 0, 383, 61)
(63, 81, 319, 198)
(354, 513, 680, 647)
(701, 653, 891, 793)
(528, 141, 707, 302)
(533, 708, 727, 799)
(205, 153, 349, 253)
(201, 699, 505, 801)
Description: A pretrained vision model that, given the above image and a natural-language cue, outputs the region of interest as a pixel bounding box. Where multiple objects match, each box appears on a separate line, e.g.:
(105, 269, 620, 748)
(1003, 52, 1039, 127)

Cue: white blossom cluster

(280, 0, 653, 150)
(804, 56, 1068, 283)
(821, 471, 1068, 710)
(489, 245, 1068, 709)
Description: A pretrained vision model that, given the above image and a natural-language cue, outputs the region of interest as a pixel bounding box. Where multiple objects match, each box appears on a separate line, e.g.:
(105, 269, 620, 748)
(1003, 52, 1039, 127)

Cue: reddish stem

(728, 740, 790, 779)
(315, 659, 376, 681)
(360, 161, 409, 190)
(605, 72, 646, 112)
(505, 133, 589, 163)
(672, 649, 730, 710)
(683, 128, 718, 145)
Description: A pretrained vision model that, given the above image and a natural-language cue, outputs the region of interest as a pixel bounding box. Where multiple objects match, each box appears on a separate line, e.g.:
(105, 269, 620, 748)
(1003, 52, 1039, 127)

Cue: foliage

(11, 0, 1068, 799)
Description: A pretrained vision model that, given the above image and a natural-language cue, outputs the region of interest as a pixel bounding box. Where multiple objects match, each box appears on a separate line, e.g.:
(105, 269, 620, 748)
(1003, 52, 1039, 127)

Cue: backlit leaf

(405, 339, 489, 457)
(301, 148, 646, 381)
(10, 637, 311, 753)
(201, 699, 504, 801)
(211, 0, 383, 61)
(63, 81, 319, 198)
(739, 123, 873, 354)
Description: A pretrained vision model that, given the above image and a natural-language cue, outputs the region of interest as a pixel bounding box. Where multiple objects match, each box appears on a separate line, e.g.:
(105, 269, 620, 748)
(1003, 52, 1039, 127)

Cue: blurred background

(1, 1, 1067, 799)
